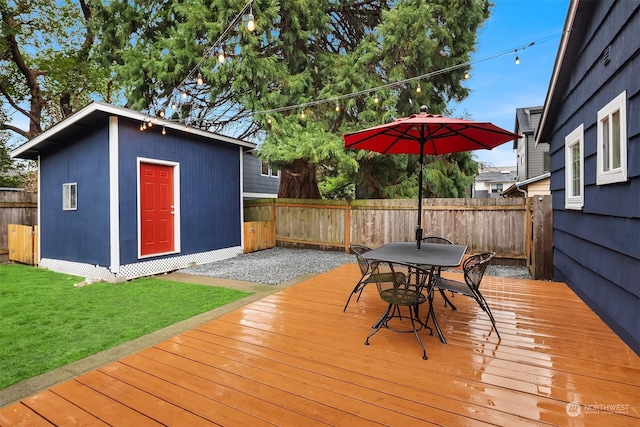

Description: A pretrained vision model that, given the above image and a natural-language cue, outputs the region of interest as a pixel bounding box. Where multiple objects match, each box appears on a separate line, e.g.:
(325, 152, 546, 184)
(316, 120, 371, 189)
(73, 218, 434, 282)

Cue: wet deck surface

(1, 264, 638, 426)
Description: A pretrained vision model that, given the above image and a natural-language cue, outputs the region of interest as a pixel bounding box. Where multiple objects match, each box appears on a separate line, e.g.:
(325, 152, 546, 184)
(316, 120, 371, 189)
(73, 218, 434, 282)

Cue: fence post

(344, 200, 351, 253)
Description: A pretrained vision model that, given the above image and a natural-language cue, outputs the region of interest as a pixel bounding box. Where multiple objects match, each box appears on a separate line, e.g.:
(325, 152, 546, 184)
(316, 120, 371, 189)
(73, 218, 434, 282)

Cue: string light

(464, 72, 470, 79)
(246, 5, 255, 32)
(252, 36, 556, 118)
(162, 126, 167, 135)
(163, 18, 556, 128)
(515, 50, 520, 65)
(196, 72, 204, 85)
(335, 103, 340, 112)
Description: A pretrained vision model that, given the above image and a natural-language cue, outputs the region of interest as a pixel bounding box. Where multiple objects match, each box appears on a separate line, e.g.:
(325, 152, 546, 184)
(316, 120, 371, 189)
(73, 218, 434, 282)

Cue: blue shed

(11, 102, 256, 281)
(537, 0, 639, 354)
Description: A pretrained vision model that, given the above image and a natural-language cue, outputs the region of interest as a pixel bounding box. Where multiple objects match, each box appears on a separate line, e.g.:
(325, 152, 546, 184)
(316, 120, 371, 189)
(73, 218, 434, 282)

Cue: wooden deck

(1, 264, 638, 426)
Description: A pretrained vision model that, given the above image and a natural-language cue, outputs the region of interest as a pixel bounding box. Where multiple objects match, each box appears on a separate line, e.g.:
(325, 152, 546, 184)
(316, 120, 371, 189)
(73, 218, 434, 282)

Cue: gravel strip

(179, 247, 531, 285)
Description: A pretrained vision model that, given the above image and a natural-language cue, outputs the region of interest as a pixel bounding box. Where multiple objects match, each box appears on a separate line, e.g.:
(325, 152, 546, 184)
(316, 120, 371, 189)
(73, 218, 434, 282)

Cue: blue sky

(450, 0, 569, 167)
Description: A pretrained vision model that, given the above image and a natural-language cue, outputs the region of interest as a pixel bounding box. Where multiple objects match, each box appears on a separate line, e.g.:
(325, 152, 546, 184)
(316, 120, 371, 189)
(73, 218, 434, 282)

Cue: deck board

(1, 263, 638, 426)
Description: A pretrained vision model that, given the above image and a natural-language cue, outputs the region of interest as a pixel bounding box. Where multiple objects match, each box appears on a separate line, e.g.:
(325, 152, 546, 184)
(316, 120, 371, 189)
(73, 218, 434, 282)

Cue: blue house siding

(243, 151, 279, 197)
(40, 127, 111, 266)
(116, 119, 241, 265)
(540, 0, 640, 353)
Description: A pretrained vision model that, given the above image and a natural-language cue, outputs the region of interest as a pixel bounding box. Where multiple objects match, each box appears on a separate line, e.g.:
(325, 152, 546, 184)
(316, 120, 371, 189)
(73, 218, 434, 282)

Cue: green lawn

(0, 264, 252, 389)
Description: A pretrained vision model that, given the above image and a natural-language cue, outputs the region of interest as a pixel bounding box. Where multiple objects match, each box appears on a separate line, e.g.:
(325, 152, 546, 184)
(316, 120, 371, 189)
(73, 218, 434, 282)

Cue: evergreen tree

(93, 0, 490, 198)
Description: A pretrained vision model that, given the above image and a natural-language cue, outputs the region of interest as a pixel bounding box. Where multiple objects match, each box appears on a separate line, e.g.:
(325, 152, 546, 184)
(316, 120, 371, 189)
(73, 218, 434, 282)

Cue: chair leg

(409, 305, 428, 360)
(475, 294, 501, 340)
(439, 288, 457, 310)
(343, 279, 365, 312)
(365, 303, 392, 344)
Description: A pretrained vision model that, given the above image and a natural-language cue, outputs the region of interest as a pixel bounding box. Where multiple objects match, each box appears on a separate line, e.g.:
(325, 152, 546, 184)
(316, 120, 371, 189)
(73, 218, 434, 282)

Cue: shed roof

(11, 101, 256, 160)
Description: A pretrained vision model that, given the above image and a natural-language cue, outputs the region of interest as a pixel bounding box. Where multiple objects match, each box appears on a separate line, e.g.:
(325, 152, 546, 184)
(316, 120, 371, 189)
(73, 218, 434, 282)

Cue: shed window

(63, 183, 77, 210)
(565, 125, 584, 210)
(597, 91, 627, 185)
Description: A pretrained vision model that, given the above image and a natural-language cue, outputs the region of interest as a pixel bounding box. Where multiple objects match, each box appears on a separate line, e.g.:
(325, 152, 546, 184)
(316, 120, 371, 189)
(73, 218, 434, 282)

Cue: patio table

(362, 241, 467, 343)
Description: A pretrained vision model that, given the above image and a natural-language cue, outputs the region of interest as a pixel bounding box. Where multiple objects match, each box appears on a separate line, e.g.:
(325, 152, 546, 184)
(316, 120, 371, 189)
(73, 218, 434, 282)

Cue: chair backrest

(370, 261, 425, 306)
(463, 252, 495, 290)
(350, 244, 372, 276)
(421, 236, 453, 245)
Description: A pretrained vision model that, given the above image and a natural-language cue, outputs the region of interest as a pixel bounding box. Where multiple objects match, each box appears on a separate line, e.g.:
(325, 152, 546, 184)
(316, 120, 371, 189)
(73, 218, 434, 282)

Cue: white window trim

(63, 182, 77, 211)
(565, 124, 584, 210)
(597, 91, 627, 185)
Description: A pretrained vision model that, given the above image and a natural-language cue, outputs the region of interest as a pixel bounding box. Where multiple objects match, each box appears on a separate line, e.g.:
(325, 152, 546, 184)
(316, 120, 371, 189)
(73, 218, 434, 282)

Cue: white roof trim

(11, 101, 255, 158)
(536, 0, 579, 146)
(516, 172, 551, 188)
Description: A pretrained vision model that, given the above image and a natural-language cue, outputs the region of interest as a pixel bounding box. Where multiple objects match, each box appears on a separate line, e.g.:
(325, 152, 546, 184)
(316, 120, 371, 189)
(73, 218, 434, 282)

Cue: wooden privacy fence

(245, 198, 533, 264)
(1, 190, 38, 263)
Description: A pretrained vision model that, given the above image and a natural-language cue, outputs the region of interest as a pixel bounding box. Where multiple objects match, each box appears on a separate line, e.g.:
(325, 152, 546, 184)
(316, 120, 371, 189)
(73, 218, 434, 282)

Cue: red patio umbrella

(343, 105, 521, 248)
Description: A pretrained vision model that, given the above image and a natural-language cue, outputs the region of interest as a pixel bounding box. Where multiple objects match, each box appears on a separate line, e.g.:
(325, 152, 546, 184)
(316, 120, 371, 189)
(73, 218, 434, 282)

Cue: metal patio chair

(343, 244, 405, 312)
(365, 261, 431, 360)
(431, 252, 501, 339)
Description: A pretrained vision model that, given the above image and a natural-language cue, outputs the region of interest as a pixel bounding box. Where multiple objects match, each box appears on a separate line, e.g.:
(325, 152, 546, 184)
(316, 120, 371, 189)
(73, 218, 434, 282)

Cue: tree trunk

(278, 159, 321, 199)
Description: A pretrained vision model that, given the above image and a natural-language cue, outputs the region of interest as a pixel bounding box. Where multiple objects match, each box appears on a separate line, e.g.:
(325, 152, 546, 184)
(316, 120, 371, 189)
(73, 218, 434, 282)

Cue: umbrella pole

(416, 139, 424, 249)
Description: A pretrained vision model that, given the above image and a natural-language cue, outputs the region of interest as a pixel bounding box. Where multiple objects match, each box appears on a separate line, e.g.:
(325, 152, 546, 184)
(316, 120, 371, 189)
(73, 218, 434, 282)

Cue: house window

(261, 161, 279, 178)
(63, 183, 77, 210)
(491, 183, 503, 193)
(597, 91, 627, 185)
(565, 124, 584, 210)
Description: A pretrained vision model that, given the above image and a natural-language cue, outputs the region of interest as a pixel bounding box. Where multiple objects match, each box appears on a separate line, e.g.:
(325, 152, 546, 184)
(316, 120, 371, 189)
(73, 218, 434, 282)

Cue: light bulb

(196, 72, 204, 85)
(335, 104, 340, 112)
(218, 52, 225, 63)
(162, 126, 166, 135)
(300, 110, 305, 119)
(159, 110, 165, 117)
(515, 56, 520, 65)
(181, 91, 187, 99)
(140, 123, 144, 131)
(171, 101, 177, 109)
(464, 72, 470, 79)
(247, 13, 255, 32)
(374, 95, 379, 104)
(416, 85, 422, 94)
(147, 121, 152, 128)
(267, 117, 272, 124)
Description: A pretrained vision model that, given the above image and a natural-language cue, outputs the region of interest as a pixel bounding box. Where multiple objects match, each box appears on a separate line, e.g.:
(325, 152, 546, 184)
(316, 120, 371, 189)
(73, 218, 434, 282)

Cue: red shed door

(140, 162, 175, 256)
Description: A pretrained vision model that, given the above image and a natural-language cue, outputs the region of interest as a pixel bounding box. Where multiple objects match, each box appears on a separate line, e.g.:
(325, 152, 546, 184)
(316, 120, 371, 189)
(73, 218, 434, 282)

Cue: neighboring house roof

(10, 101, 256, 160)
(502, 172, 551, 197)
(513, 106, 543, 148)
(475, 171, 517, 183)
(536, 0, 583, 144)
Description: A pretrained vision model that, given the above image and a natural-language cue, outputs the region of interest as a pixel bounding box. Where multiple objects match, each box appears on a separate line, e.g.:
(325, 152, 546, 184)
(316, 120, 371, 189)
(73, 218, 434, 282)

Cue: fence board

(245, 198, 532, 262)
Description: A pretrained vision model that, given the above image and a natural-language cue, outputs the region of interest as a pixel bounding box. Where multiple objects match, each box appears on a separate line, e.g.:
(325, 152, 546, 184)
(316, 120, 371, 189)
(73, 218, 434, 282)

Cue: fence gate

(243, 220, 276, 253)
(8, 224, 38, 265)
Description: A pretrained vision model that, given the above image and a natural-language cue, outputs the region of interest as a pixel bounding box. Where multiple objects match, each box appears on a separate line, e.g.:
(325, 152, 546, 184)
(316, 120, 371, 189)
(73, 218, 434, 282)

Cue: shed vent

(603, 45, 611, 66)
